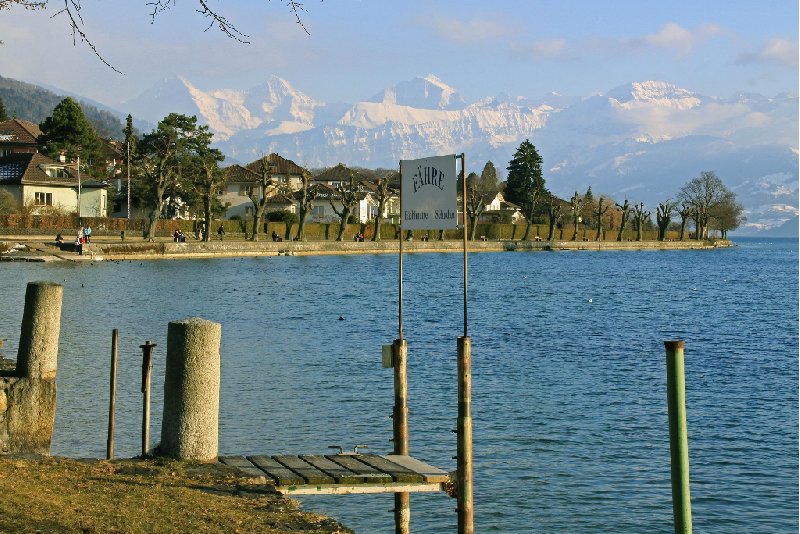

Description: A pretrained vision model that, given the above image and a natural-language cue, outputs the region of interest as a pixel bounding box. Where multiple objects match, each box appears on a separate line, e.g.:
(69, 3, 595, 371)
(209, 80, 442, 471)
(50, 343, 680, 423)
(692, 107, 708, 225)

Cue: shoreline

(0, 236, 734, 262)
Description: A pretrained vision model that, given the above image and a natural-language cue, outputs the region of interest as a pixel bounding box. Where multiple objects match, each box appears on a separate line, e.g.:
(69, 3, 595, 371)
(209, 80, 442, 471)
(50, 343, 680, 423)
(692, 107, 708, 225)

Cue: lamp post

(77, 155, 82, 219)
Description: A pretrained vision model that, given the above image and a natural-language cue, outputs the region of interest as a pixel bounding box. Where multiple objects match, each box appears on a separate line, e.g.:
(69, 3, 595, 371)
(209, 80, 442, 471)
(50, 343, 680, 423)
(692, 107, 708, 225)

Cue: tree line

(21, 99, 745, 243)
(470, 139, 745, 241)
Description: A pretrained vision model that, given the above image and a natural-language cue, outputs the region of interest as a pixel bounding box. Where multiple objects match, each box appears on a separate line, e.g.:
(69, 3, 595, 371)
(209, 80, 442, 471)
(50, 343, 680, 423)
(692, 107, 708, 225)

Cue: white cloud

(737, 38, 799, 68)
(422, 16, 510, 44)
(640, 23, 725, 56)
(509, 23, 728, 62)
(510, 39, 569, 60)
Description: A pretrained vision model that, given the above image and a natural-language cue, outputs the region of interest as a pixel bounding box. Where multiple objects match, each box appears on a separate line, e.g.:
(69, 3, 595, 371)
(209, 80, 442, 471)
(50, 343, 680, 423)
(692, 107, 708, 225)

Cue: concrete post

(16, 282, 63, 380)
(160, 318, 221, 461)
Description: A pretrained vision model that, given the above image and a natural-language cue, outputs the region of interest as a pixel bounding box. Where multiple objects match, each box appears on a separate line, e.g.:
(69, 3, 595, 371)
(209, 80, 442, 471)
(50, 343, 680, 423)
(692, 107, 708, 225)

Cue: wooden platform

(219, 453, 450, 495)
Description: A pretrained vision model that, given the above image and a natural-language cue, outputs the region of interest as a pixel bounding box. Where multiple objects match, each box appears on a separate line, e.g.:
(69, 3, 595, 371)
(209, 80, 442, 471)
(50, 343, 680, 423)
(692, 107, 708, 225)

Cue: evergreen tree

(0, 97, 8, 122)
(504, 139, 545, 240)
(581, 186, 595, 228)
(38, 97, 100, 161)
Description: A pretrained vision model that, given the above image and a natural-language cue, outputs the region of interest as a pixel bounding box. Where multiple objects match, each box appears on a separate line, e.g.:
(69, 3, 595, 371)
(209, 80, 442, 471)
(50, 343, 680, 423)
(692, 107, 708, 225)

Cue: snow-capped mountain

(122, 75, 798, 233)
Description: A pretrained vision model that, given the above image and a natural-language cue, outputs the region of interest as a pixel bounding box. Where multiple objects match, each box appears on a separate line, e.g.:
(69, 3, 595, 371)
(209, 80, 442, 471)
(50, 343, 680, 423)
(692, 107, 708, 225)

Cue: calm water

(0, 238, 796, 533)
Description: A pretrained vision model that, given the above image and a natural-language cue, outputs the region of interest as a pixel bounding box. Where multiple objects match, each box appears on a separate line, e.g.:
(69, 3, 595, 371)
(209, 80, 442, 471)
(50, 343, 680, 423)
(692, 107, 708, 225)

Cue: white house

(0, 152, 107, 216)
(220, 153, 305, 219)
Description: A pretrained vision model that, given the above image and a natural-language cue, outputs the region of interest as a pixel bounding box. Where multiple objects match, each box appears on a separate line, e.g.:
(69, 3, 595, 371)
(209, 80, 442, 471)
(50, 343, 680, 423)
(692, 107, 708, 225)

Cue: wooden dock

(220, 453, 451, 496)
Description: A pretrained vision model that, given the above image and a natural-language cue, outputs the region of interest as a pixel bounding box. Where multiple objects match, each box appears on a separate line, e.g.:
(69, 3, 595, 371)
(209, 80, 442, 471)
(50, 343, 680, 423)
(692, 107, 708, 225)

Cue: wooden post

(140, 340, 156, 457)
(665, 340, 692, 534)
(107, 329, 118, 460)
(457, 336, 474, 534)
(393, 338, 409, 534)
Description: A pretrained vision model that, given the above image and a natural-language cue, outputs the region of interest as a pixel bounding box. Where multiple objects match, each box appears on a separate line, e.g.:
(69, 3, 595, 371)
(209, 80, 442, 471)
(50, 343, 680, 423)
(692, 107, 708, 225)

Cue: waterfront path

(0, 235, 733, 262)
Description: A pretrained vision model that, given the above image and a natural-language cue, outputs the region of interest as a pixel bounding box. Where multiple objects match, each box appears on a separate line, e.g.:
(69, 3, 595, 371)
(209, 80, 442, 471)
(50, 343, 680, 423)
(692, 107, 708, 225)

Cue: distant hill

(0, 75, 123, 140)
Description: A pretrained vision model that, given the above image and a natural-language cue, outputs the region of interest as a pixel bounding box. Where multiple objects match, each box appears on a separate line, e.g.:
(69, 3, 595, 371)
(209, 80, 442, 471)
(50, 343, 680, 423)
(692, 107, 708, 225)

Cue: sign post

(397, 154, 472, 534)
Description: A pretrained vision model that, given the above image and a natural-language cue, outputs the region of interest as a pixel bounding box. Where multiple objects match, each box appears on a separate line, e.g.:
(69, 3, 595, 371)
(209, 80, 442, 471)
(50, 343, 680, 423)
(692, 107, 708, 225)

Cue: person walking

(217, 225, 225, 240)
(84, 224, 92, 243)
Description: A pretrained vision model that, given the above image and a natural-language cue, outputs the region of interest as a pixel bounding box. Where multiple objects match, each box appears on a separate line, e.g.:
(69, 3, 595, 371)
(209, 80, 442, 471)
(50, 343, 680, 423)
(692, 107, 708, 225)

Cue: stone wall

(87, 238, 732, 260)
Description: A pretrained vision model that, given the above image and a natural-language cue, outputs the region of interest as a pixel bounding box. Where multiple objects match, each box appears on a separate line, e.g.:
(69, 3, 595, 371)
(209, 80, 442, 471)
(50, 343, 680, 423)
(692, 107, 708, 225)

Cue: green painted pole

(665, 340, 692, 534)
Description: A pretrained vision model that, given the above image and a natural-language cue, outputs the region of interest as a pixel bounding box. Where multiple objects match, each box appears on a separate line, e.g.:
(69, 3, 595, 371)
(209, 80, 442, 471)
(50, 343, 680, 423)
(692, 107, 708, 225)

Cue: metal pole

(665, 340, 692, 534)
(393, 338, 409, 534)
(457, 152, 473, 534)
(457, 336, 473, 534)
(460, 153, 468, 338)
(107, 329, 118, 460)
(77, 156, 81, 219)
(127, 139, 131, 219)
(140, 340, 156, 457)
(398, 161, 404, 340)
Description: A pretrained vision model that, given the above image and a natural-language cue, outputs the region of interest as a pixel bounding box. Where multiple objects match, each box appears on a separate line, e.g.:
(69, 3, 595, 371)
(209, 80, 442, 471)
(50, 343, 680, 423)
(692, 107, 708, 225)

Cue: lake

(0, 237, 796, 533)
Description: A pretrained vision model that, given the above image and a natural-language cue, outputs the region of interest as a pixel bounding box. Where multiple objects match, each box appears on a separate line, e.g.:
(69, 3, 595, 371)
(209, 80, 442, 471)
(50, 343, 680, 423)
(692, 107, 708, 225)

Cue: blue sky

(0, 0, 797, 106)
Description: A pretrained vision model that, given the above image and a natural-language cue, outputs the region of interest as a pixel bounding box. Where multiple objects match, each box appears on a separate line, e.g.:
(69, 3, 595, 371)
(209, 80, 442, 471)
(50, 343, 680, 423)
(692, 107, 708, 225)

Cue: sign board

(400, 155, 458, 230)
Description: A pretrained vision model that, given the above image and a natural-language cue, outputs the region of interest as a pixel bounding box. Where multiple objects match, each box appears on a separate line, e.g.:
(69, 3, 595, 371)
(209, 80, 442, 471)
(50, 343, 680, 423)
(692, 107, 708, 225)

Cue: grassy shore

(0, 456, 352, 533)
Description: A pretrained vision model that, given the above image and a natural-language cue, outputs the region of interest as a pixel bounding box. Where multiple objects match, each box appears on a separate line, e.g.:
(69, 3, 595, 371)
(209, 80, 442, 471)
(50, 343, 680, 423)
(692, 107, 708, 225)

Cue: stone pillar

(16, 282, 63, 380)
(160, 318, 221, 461)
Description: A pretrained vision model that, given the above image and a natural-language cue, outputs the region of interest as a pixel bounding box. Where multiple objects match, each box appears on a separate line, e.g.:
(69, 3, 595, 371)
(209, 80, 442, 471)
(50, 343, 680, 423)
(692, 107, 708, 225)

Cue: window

(312, 206, 324, 217)
(34, 192, 53, 206)
(239, 185, 253, 197)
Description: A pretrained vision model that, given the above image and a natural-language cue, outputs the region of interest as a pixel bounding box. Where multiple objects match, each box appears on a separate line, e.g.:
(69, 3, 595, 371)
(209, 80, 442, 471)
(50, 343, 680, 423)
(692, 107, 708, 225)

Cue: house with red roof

(0, 119, 42, 156)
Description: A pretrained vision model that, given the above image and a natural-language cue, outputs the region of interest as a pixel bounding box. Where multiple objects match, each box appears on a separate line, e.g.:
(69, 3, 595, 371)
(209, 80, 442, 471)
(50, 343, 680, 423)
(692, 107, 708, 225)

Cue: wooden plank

(325, 454, 393, 483)
(218, 456, 272, 481)
(382, 455, 450, 483)
(277, 482, 444, 495)
(273, 455, 335, 485)
(355, 454, 423, 483)
(300, 455, 363, 484)
(247, 455, 305, 486)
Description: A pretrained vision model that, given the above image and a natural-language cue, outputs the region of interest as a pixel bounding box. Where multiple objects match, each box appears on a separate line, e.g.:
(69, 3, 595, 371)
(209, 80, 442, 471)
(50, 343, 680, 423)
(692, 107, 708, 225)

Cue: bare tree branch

(285, 0, 311, 36)
(51, 0, 123, 74)
(0, 0, 46, 9)
(2, 1, 317, 71)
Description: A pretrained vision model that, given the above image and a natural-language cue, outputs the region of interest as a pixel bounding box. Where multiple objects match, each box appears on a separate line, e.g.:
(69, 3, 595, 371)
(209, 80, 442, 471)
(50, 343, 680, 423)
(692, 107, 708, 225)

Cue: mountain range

(120, 74, 797, 235)
(6, 73, 798, 234)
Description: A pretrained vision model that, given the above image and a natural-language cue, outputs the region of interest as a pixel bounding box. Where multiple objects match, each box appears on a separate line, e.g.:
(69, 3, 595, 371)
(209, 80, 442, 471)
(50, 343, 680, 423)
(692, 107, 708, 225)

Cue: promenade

(0, 235, 733, 262)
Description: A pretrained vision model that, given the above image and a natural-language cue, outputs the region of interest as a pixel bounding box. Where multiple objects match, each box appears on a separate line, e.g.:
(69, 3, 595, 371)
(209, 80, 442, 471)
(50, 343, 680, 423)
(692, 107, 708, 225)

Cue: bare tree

(656, 201, 674, 241)
(371, 172, 396, 242)
(632, 202, 651, 241)
(194, 145, 225, 242)
(678, 171, 731, 241)
(464, 161, 500, 240)
(569, 191, 583, 241)
(677, 203, 692, 241)
(615, 199, 631, 241)
(247, 156, 279, 241)
(329, 170, 360, 241)
(294, 169, 317, 242)
(594, 197, 610, 241)
(545, 193, 564, 241)
(710, 191, 746, 239)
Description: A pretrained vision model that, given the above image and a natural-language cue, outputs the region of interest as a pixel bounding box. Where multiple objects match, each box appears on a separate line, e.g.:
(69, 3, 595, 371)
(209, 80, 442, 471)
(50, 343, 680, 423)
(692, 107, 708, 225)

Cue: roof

(0, 153, 78, 186)
(223, 164, 259, 183)
(313, 163, 368, 184)
(0, 119, 41, 146)
(244, 153, 306, 176)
